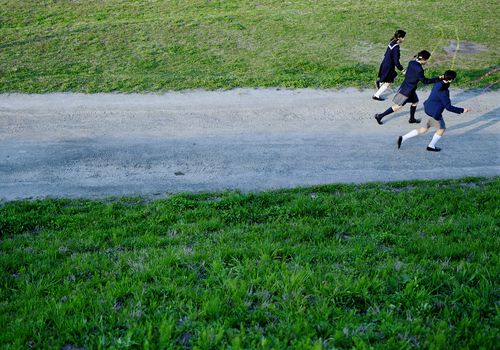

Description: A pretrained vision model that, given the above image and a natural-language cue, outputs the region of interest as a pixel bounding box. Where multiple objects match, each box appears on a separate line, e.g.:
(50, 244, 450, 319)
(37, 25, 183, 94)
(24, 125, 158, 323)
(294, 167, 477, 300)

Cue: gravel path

(1, 88, 498, 200)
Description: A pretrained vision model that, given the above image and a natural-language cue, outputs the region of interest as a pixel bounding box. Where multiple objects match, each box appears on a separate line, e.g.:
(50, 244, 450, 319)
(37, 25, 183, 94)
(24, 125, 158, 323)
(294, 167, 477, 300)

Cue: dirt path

(0, 88, 498, 200)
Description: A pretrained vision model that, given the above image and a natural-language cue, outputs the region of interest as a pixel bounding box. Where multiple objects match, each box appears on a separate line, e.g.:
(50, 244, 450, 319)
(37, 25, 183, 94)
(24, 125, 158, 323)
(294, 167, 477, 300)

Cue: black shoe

(397, 136, 402, 149)
(376, 80, 381, 89)
(409, 118, 421, 124)
(426, 146, 441, 152)
(372, 95, 385, 101)
(374, 114, 383, 125)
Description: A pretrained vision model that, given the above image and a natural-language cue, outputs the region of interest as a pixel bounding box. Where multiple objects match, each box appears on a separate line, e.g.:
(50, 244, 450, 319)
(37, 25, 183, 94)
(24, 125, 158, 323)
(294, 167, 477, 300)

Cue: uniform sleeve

(392, 46, 404, 71)
(417, 68, 441, 84)
(439, 90, 464, 114)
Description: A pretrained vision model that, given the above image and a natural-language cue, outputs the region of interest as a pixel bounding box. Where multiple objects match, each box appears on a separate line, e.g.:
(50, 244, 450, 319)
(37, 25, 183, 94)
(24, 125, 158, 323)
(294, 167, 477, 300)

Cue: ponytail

(415, 50, 431, 60)
(392, 29, 406, 41)
(443, 70, 457, 81)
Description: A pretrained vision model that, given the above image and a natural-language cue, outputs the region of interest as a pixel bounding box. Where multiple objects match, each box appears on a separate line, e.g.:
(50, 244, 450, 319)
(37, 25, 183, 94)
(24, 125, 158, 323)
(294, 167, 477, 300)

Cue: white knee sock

(402, 129, 419, 143)
(374, 84, 388, 97)
(428, 133, 442, 148)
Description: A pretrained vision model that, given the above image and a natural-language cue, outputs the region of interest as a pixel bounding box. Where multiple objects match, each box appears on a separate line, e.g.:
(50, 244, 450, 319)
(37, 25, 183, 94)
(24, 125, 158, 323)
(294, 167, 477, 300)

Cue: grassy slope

(1, 177, 499, 349)
(0, 0, 498, 92)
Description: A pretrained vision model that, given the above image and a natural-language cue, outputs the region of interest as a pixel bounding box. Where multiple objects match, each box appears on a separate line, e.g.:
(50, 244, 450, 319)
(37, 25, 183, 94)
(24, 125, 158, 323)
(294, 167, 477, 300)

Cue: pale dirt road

(0, 88, 498, 201)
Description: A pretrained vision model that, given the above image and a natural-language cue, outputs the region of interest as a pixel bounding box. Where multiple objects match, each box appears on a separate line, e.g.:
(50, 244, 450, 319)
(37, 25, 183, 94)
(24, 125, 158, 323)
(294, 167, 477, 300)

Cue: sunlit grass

(1, 177, 498, 348)
(0, 0, 498, 92)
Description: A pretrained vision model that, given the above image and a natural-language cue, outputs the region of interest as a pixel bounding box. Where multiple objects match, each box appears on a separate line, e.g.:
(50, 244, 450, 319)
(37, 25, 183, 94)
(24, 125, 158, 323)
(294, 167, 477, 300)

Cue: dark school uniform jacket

(398, 60, 440, 97)
(424, 81, 464, 120)
(378, 40, 404, 82)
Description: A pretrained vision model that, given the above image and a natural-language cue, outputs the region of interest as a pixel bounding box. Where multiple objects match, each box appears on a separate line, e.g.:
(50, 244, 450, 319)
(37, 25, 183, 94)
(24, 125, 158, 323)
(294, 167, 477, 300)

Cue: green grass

(0, 0, 498, 92)
(0, 177, 498, 349)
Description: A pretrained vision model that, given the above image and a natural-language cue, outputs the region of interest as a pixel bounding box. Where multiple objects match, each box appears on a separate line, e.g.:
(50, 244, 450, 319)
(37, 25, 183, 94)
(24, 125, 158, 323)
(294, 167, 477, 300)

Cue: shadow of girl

(448, 107, 500, 134)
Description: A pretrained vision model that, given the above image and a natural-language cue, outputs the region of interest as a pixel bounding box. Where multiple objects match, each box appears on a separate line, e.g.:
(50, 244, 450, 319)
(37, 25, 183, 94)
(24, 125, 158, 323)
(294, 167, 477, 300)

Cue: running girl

(397, 70, 470, 152)
(374, 50, 442, 125)
(373, 29, 406, 101)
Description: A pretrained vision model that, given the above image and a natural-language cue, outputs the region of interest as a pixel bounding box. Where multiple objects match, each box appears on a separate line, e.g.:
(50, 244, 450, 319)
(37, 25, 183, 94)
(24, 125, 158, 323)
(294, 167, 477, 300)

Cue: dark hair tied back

(443, 70, 457, 81)
(394, 29, 406, 40)
(415, 50, 431, 60)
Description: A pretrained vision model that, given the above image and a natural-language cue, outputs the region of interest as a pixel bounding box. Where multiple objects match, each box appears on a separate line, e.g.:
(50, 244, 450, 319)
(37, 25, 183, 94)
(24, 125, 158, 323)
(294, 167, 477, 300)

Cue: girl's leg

(428, 128, 446, 150)
(375, 104, 402, 124)
(436, 129, 445, 136)
(404, 126, 428, 140)
(399, 127, 427, 148)
(409, 103, 420, 123)
(374, 82, 390, 99)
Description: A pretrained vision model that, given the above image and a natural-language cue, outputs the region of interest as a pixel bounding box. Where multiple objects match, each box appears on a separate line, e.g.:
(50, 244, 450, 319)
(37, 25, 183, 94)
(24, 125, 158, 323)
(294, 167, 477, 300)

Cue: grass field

(1, 177, 498, 349)
(0, 0, 498, 92)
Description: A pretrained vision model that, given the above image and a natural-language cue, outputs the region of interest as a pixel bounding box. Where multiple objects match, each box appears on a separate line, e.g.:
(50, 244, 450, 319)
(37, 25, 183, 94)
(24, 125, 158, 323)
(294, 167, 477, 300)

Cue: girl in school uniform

(373, 30, 406, 101)
(374, 50, 442, 125)
(397, 70, 470, 152)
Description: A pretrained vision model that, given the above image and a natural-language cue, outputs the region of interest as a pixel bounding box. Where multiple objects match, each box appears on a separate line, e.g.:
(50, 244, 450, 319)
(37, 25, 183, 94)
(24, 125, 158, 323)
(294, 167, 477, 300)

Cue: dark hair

(415, 50, 431, 60)
(443, 70, 457, 81)
(393, 30, 406, 41)
(440, 70, 457, 90)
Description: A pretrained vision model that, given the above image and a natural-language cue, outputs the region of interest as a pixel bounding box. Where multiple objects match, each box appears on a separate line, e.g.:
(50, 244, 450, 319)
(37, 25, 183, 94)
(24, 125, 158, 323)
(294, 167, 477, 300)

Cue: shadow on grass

(0, 26, 100, 49)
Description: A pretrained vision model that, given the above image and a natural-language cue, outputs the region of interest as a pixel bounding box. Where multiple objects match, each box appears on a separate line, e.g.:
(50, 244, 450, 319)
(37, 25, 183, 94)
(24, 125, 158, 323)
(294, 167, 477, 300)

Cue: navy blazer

(378, 40, 404, 82)
(398, 60, 440, 97)
(424, 81, 464, 120)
